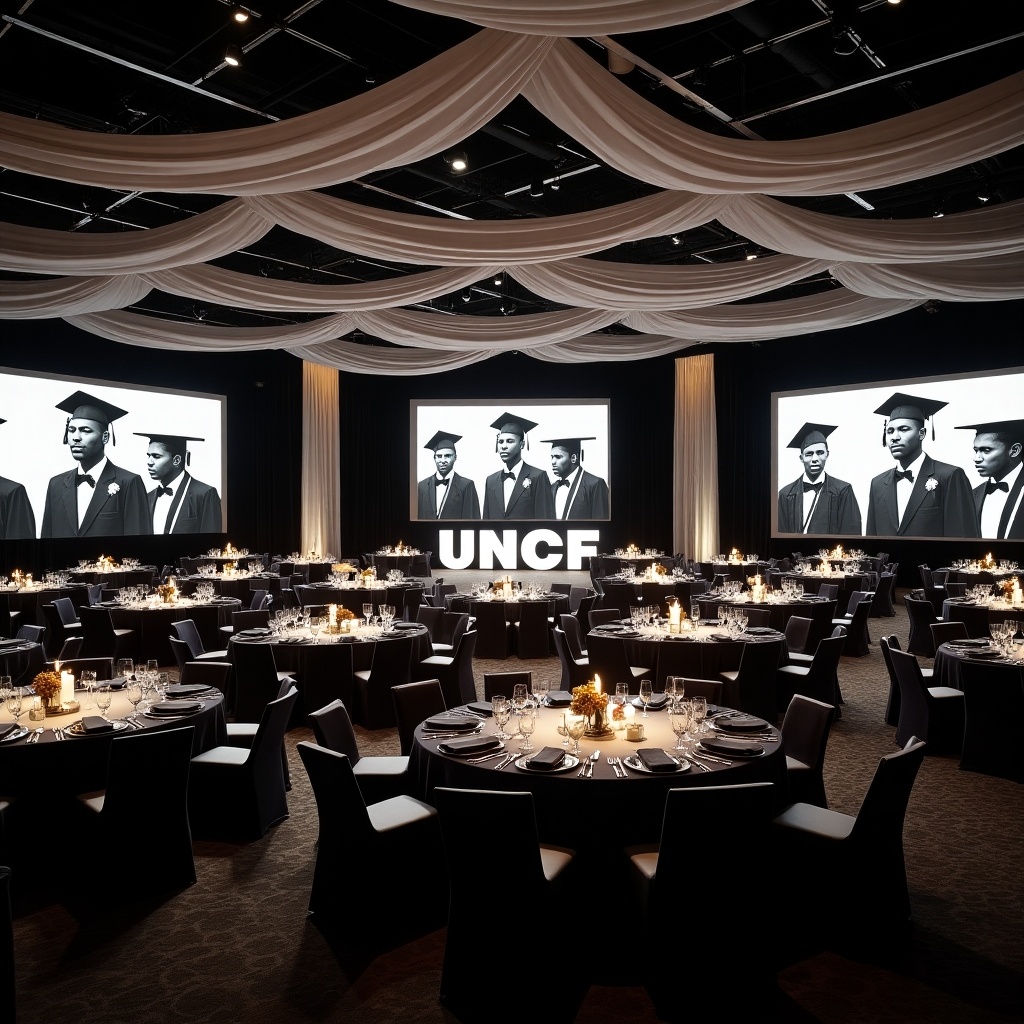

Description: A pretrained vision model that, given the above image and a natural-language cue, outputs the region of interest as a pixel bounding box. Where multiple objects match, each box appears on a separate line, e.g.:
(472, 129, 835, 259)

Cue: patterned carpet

(8, 583, 1023, 1024)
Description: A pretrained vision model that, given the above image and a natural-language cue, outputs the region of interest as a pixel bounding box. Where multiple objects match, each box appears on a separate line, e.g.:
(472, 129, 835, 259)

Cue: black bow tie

(802, 481, 822, 493)
(76, 474, 95, 487)
(157, 485, 173, 497)
(502, 470, 516, 481)
(894, 469, 914, 482)
(435, 477, 449, 488)
(556, 478, 572, 488)
(986, 479, 1010, 494)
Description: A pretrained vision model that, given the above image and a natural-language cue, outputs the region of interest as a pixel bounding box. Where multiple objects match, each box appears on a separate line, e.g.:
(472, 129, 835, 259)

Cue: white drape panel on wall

(674, 354, 718, 561)
(301, 361, 341, 557)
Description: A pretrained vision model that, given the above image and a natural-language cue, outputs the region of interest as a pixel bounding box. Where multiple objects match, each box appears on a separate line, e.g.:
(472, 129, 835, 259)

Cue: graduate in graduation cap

(543, 436, 609, 520)
(482, 413, 555, 520)
(0, 418, 37, 539)
(955, 418, 1024, 540)
(865, 392, 978, 538)
(135, 432, 223, 535)
(777, 422, 861, 536)
(41, 391, 151, 538)
(416, 430, 480, 520)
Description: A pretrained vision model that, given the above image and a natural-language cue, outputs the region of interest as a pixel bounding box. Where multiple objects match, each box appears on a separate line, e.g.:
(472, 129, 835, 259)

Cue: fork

(608, 756, 623, 777)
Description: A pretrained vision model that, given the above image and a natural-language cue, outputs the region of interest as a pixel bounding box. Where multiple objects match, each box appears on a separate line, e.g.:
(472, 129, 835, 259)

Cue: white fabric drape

(0, 275, 152, 318)
(829, 254, 1024, 300)
(674, 354, 718, 560)
(302, 362, 341, 556)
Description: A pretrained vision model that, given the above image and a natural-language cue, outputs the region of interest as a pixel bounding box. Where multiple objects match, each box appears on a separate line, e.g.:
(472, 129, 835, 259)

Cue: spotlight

(461, 289, 472, 303)
(445, 151, 468, 173)
(977, 191, 991, 203)
(364, 68, 376, 84)
(500, 302, 517, 315)
(549, 177, 560, 191)
(832, 23, 858, 56)
(745, 252, 758, 261)
(932, 207, 944, 219)
(494, 274, 503, 286)
(224, 44, 243, 66)
(691, 66, 707, 88)
(529, 180, 544, 198)
(671, 235, 681, 245)
(232, 7, 249, 22)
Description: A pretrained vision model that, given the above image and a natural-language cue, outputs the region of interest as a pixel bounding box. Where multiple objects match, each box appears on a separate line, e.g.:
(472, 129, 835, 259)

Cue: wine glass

(80, 668, 96, 709)
(5, 692, 23, 728)
(556, 713, 569, 747)
(614, 681, 629, 714)
(565, 713, 586, 758)
(690, 696, 707, 739)
(511, 683, 529, 715)
(363, 603, 374, 629)
(492, 695, 512, 740)
(95, 685, 113, 720)
(533, 677, 550, 707)
(0, 675, 11, 704)
(310, 616, 322, 644)
(669, 702, 690, 751)
(518, 706, 537, 752)
(116, 658, 134, 684)
(639, 679, 653, 718)
(126, 680, 143, 720)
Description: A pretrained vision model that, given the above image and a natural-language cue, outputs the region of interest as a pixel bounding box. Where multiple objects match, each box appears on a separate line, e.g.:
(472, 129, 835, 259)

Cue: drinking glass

(147, 659, 160, 680)
(511, 683, 529, 714)
(95, 686, 113, 719)
(565, 713, 586, 757)
(310, 616, 322, 643)
(116, 658, 134, 683)
(557, 713, 569, 747)
(518, 707, 537, 752)
(638, 679, 653, 718)
(533, 677, 550, 707)
(363, 603, 374, 628)
(5, 692, 23, 727)
(492, 695, 512, 740)
(126, 680, 143, 719)
(669, 702, 690, 751)
(157, 672, 169, 698)
(80, 668, 96, 709)
(690, 696, 707, 739)
(691, 601, 701, 623)
(614, 681, 629, 712)
(0, 675, 11, 704)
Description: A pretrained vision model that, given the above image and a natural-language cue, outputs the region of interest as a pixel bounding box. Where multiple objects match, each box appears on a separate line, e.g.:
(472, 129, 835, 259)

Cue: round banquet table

(780, 571, 871, 599)
(700, 560, 761, 583)
(0, 583, 92, 631)
(0, 638, 44, 685)
(695, 594, 836, 637)
(230, 623, 431, 724)
(0, 684, 227, 799)
(295, 581, 425, 618)
(444, 592, 569, 619)
(97, 596, 242, 665)
(177, 572, 285, 601)
(410, 702, 787, 861)
(67, 567, 156, 589)
(942, 599, 1024, 636)
(939, 567, 1023, 586)
(596, 576, 708, 608)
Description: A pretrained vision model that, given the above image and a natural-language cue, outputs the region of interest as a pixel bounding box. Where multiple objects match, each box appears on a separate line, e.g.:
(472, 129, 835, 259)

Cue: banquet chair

(586, 631, 652, 693)
(171, 619, 228, 661)
(588, 607, 621, 629)
(86, 583, 106, 606)
(549, 583, 572, 597)
(775, 632, 845, 713)
(573, 593, 598, 638)
(626, 783, 777, 1018)
(904, 596, 943, 657)
(944, 582, 967, 599)
(890, 646, 965, 754)
(306, 562, 330, 583)
(640, 581, 670, 614)
(434, 787, 580, 1021)
(467, 601, 510, 659)
(415, 604, 444, 642)
(248, 588, 269, 610)
(922, 584, 949, 616)
(602, 581, 638, 615)
(220, 608, 271, 640)
(719, 637, 784, 723)
(879, 635, 932, 728)
(773, 738, 927, 939)
(870, 572, 897, 617)
(78, 606, 135, 662)
(482, 670, 532, 702)
(54, 635, 83, 663)
(918, 564, 933, 589)
(353, 633, 415, 728)
(831, 591, 873, 657)
(931, 570, 949, 587)
(816, 583, 839, 601)
(559, 612, 589, 658)
(568, 586, 590, 613)
(310, 699, 409, 802)
(298, 743, 446, 946)
(75, 725, 196, 897)
(435, 584, 457, 608)
(430, 610, 469, 656)
(188, 687, 298, 840)
(929, 621, 969, 650)
(0, 866, 13, 1024)
(401, 585, 424, 622)
(513, 598, 552, 659)
(55, 656, 114, 681)
(391, 679, 446, 756)
(952, 603, 997, 640)
(412, 630, 477, 708)
(783, 616, 814, 661)
(41, 600, 81, 658)
(743, 608, 772, 629)
(781, 695, 836, 808)
(15, 623, 45, 645)
(231, 639, 297, 723)
(957, 659, 1024, 782)
(178, 657, 233, 694)
(804, 599, 838, 651)
(677, 677, 723, 703)
(553, 627, 591, 690)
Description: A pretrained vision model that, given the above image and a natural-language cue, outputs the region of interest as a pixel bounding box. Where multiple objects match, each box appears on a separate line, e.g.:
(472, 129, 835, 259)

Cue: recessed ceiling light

(224, 45, 243, 67)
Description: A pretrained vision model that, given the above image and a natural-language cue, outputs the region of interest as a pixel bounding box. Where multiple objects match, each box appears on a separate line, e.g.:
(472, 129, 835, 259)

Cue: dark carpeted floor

(8, 586, 1024, 1023)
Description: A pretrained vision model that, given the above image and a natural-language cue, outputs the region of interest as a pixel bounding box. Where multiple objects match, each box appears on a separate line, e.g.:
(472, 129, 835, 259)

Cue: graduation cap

(786, 423, 837, 451)
(490, 412, 539, 451)
(0, 418, 5, 426)
(56, 391, 129, 445)
(134, 432, 206, 466)
(542, 436, 596, 461)
(954, 419, 1024, 444)
(873, 392, 948, 445)
(423, 431, 462, 452)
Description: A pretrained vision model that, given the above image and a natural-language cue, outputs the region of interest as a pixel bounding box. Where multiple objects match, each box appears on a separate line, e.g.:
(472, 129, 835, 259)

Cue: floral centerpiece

(980, 553, 997, 569)
(571, 678, 613, 737)
(333, 562, 357, 575)
(652, 562, 667, 576)
(359, 567, 377, 584)
(32, 669, 63, 710)
(157, 578, 178, 604)
(1000, 578, 1016, 602)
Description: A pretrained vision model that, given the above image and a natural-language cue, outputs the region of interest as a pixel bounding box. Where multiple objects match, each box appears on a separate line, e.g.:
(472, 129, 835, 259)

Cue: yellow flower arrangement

(1001, 579, 1015, 601)
(360, 567, 376, 580)
(980, 553, 996, 569)
(652, 562, 667, 576)
(32, 670, 62, 701)
(334, 562, 357, 574)
(570, 681, 608, 718)
(336, 606, 356, 621)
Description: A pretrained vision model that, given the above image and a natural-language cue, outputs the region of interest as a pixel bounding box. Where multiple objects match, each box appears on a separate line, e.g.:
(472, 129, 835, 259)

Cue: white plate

(65, 719, 130, 735)
(0, 726, 28, 743)
(623, 754, 689, 774)
(514, 753, 579, 773)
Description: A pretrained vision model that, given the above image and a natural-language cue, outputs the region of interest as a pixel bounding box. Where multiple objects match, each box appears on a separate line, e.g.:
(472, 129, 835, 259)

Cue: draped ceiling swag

(0, 0, 1022, 374)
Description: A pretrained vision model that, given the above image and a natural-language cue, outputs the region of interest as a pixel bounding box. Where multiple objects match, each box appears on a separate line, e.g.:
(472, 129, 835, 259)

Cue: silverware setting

(689, 748, 732, 765)
(28, 727, 43, 743)
(586, 749, 600, 777)
(53, 726, 66, 741)
(492, 753, 517, 770)
(466, 749, 509, 763)
(608, 756, 624, 778)
(576, 753, 590, 777)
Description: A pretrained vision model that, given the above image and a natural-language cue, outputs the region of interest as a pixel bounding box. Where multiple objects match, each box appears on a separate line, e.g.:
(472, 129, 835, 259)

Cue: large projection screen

(773, 367, 1024, 542)
(411, 399, 610, 521)
(0, 367, 226, 539)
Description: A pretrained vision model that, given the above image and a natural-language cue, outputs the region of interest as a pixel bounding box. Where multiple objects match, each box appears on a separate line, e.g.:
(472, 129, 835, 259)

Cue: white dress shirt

(502, 458, 522, 510)
(153, 470, 188, 534)
(981, 462, 1022, 539)
(434, 474, 451, 518)
(554, 467, 580, 519)
(77, 457, 108, 527)
(801, 473, 826, 533)
(895, 451, 927, 526)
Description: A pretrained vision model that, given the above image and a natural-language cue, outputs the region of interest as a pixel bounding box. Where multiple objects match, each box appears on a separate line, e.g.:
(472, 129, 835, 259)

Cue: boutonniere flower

(522, 478, 531, 490)
(925, 477, 938, 492)
(107, 482, 120, 496)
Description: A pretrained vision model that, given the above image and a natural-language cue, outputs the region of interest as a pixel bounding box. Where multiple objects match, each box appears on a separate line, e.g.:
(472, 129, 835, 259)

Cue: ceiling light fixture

(671, 235, 681, 245)
(364, 68, 376, 84)
(445, 151, 468, 173)
(493, 274, 503, 286)
(461, 289, 472, 303)
(745, 252, 758, 260)
(832, 23, 858, 57)
(932, 207, 945, 218)
(548, 177, 560, 191)
(232, 7, 249, 22)
(977, 191, 991, 203)
(224, 45, 243, 67)
(529, 180, 544, 198)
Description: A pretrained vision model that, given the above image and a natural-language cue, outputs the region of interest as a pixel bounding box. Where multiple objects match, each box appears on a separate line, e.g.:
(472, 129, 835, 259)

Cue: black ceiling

(1, 0, 1022, 330)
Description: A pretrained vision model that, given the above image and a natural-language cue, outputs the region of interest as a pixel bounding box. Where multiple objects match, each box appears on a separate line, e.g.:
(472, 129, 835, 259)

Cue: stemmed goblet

(5, 692, 23, 729)
(126, 680, 143, 720)
(116, 658, 134, 684)
(565, 713, 586, 758)
(638, 679, 653, 718)
(491, 695, 512, 741)
(669, 701, 690, 752)
(518, 706, 537, 752)
(95, 685, 113, 720)
(363, 603, 374, 629)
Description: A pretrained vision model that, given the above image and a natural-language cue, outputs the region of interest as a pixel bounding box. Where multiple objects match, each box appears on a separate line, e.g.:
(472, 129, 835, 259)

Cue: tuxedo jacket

(972, 471, 1024, 540)
(147, 473, 222, 534)
(865, 456, 979, 538)
(417, 472, 480, 520)
(778, 475, 862, 536)
(551, 470, 609, 520)
(482, 462, 555, 520)
(41, 460, 151, 538)
(0, 476, 36, 539)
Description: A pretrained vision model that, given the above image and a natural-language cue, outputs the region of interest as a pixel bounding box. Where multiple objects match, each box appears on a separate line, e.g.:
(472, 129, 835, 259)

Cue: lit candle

(329, 603, 338, 626)
(60, 669, 75, 706)
(668, 601, 681, 632)
(593, 674, 601, 693)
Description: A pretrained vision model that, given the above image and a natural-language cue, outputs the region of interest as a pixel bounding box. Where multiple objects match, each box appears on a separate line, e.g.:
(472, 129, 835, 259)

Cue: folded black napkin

(716, 713, 768, 731)
(237, 628, 271, 637)
(166, 684, 212, 698)
(700, 736, 764, 757)
(391, 622, 420, 630)
(0, 723, 17, 740)
(524, 746, 565, 770)
(708, 633, 732, 642)
(108, 679, 127, 690)
(80, 716, 114, 734)
(545, 691, 573, 707)
(149, 699, 202, 716)
(950, 639, 991, 647)
(745, 627, 776, 635)
(633, 694, 668, 711)
(466, 701, 492, 717)
(437, 735, 501, 756)
(636, 747, 677, 772)
(424, 715, 477, 731)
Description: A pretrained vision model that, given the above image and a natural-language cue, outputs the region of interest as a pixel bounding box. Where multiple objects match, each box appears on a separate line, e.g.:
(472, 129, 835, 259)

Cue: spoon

(587, 749, 600, 777)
